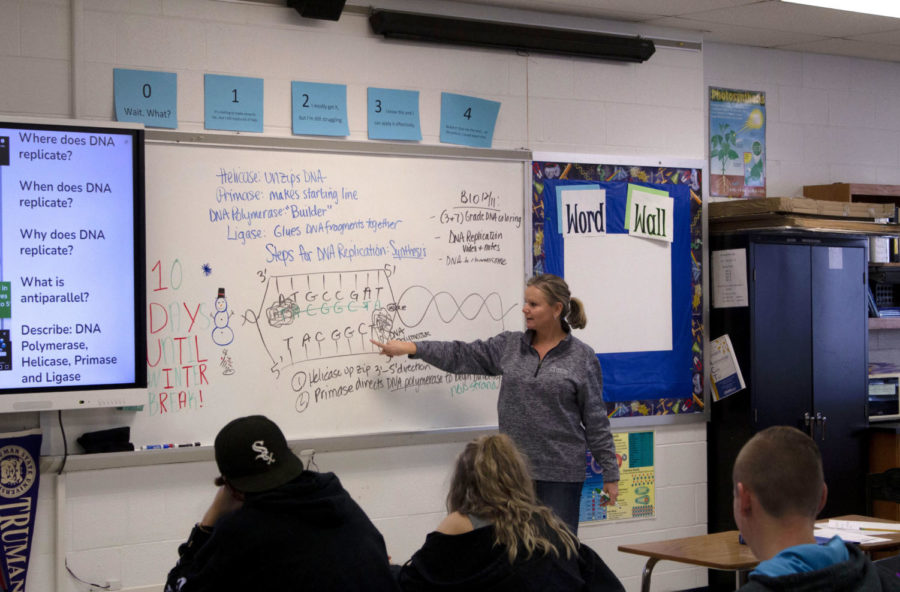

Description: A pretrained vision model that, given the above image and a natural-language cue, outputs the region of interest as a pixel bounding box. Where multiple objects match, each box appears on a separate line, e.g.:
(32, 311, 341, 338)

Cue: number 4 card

(440, 92, 501, 148)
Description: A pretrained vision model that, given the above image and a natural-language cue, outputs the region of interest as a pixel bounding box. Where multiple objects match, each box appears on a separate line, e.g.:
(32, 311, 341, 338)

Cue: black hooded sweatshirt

(397, 522, 624, 592)
(165, 471, 399, 592)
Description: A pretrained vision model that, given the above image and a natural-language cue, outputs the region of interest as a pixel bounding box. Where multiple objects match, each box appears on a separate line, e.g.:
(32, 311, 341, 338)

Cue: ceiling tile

(455, 0, 760, 20)
(455, 0, 650, 21)
(522, 0, 758, 18)
(682, 2, 900, 37)
(647, 16, 826, 47)
(777, 38, 900, 62)
(847, 29, 900, 47)
(417, 0, 900, 63)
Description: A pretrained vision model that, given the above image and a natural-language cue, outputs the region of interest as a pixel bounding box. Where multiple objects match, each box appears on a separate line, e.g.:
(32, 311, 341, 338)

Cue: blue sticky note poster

(114, 69, 177, 129)
(291, 81, 349, 137)
(204, 74, 263, 133)
(367, 88, 421, 141)
(439, 92, 501, 148)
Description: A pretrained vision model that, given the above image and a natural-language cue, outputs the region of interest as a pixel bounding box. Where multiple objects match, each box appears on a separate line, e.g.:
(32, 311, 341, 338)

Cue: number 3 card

(367, 87, 422, 141)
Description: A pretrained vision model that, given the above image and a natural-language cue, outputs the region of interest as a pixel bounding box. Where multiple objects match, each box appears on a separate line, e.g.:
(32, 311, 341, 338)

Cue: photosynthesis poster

(709, 87, 766, 198)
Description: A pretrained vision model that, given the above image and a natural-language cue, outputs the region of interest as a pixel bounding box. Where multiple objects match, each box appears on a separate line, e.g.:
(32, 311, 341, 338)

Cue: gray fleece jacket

(412, 330, 619, 483)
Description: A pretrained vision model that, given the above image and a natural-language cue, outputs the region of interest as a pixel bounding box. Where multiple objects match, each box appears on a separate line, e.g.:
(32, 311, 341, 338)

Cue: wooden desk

(618, 530, 755, 592)
(618, 515, 900, 592)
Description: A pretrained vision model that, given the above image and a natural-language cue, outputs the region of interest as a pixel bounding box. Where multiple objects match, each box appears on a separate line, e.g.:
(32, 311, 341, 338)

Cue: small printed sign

(439, 92, 500, 148)
(560, 188, 606, 237)
(114, 69, 178, 129)
(204, 74, 264, 133)
(712, 248, 749, 308)
(625, 184, 673, 243)
(291, 81, 349, 137)
(367, 88, 421, 141)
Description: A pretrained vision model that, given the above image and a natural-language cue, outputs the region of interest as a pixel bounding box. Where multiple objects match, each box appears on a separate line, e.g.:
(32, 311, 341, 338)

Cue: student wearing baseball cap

(164, 415, 398, 592)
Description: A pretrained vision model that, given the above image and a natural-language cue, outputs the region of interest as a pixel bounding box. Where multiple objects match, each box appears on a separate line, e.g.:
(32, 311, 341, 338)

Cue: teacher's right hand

(370, 339, 417, 358)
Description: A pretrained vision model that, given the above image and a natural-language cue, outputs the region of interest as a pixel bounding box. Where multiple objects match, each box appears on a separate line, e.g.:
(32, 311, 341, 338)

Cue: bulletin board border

(532, 152, 707, 424)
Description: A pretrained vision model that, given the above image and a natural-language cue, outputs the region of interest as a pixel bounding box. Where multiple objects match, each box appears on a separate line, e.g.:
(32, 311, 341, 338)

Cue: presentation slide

(0, 123, 141, 392)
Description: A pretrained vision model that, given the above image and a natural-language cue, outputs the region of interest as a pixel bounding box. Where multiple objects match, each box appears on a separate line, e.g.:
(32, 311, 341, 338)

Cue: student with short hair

(734, 425, 900, 591)
(397, 434, 624, 591)
(164, 415, 398, 592)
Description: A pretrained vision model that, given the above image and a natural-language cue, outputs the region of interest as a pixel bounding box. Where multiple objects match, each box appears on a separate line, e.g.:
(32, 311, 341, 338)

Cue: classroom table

(617, 515, 900, 592)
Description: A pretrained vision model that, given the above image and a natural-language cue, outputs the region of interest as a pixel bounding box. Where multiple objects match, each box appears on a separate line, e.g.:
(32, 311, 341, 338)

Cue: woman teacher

(372, 273, 618, 533)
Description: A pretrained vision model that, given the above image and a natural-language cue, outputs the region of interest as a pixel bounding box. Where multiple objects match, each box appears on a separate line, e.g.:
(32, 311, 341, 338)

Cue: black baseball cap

(214, 415, 305, 493)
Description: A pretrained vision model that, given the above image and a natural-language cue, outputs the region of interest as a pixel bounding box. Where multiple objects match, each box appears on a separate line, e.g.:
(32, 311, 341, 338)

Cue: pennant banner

(0, 429, 41, 592)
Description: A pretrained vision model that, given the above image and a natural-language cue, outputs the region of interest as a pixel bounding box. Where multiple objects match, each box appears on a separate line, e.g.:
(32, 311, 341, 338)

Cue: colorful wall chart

(580, 431, 655, 523)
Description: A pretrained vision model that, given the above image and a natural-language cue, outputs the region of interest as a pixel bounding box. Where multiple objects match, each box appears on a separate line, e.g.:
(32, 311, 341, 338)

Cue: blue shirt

(752, 536, 850, 577)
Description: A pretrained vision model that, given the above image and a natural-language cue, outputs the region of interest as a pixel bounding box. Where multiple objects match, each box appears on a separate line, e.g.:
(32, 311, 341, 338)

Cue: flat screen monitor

(0, 118, 146, 411)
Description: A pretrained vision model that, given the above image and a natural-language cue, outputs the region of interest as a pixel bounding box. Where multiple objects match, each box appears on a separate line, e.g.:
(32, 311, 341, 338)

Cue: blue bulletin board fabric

(541, 178, 692, 403)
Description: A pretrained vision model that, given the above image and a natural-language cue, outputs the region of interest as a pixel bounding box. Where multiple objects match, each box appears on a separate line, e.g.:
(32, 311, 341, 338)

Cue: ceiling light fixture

(781, 0, 900, 19)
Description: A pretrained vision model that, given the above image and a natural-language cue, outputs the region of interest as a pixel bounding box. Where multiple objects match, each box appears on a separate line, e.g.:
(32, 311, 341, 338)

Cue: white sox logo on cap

(251, 440, 275, 465)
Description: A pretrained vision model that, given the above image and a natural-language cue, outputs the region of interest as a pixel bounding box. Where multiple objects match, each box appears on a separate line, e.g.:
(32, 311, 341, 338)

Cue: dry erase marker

(178, 442, 202, 447)
(141, 444, 175, 450)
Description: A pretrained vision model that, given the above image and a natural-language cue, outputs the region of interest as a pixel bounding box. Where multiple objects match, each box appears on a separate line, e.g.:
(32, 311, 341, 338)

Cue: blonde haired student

(397, 434, 624, 591)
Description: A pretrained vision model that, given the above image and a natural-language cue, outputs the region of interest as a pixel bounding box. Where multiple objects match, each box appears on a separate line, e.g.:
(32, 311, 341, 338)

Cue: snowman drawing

(211, 287, 234, 346)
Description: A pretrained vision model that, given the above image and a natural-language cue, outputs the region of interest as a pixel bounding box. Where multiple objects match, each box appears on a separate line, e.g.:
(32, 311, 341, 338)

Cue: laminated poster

(580, 431, 655, 523)
(709, 87, 765, 198)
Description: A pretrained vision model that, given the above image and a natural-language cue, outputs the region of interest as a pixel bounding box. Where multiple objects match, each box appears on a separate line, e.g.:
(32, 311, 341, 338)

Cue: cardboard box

(803, 183, 900, 204)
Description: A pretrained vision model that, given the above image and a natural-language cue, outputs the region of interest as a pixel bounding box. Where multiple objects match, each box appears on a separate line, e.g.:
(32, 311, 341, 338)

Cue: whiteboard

(126, 136, 526, 446)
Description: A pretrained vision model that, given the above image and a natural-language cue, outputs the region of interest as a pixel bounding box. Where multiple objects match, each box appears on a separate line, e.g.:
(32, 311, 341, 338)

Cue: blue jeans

(534, 480, 583, 535)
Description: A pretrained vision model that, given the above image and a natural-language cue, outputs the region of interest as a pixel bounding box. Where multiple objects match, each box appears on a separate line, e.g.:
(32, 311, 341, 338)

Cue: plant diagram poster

(580, 431, 655, 523)
(709, 87, 766, 198)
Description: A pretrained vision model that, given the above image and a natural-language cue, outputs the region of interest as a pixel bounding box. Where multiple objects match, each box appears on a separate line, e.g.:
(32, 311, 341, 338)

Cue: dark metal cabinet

(708, 232, 868, 534)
